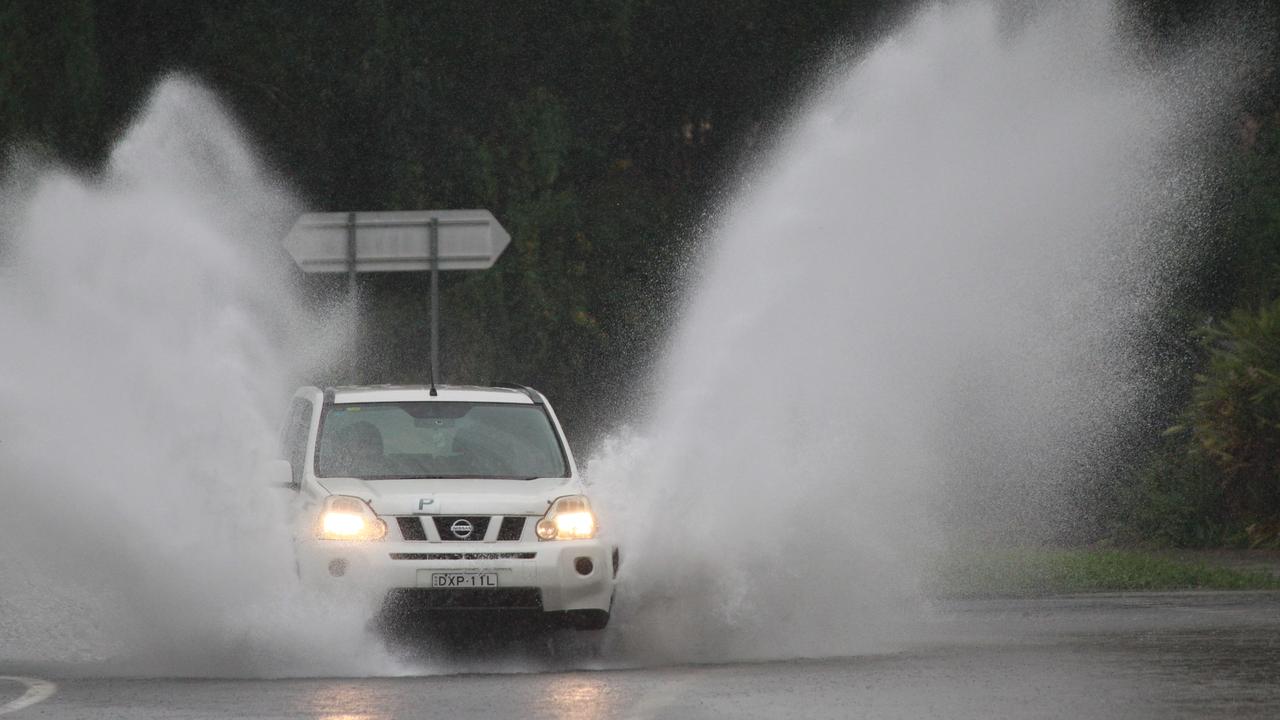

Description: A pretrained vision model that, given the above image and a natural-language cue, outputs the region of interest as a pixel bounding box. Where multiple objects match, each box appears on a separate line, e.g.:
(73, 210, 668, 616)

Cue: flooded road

(5, 591, 1278, 719)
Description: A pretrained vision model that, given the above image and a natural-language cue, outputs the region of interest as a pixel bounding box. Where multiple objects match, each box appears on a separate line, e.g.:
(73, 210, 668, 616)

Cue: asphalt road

(3, 591, 1279, 719)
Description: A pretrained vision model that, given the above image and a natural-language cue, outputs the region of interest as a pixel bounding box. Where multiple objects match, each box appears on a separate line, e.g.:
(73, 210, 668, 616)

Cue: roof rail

(492, 382, 544, 405)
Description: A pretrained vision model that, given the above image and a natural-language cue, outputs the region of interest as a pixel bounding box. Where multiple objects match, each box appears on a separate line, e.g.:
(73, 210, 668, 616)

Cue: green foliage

(9, 0, 1280, 533)
(932, 547, 1280, 599)
(0, 0, 905, 441)
(1215, 126, 1280, 310)
(1110, 121, 1280, 549)
(1116, 438, 1234, 548)
(1181, 299, 1280, 544)
(0, 0, 103, 163)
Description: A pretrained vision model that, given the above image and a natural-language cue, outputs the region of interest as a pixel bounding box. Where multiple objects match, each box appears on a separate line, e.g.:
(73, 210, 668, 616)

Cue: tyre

(563, 609, 610, 631)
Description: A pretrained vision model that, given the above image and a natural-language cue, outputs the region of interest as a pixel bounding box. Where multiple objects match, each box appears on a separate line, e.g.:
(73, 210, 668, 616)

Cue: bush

(1117, 438, 1234, 547)
(1182, 299, 1280, 545)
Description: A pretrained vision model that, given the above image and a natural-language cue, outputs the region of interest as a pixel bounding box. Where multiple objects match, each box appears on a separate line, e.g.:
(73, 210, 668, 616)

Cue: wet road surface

(3, 591, 1278, 719)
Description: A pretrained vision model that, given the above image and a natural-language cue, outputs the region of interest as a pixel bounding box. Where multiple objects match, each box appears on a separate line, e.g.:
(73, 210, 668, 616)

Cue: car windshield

(315, 401, 568, 479)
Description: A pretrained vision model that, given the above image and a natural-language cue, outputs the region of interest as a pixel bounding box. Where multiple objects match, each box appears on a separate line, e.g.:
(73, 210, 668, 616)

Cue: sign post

(283, 210, 510, 389)
(345, 212, 357, 376)
(429, 216, 441, 391)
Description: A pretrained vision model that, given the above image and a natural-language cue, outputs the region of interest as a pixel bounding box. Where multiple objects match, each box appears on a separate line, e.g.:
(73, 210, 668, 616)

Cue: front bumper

(297, 536, 616, 613)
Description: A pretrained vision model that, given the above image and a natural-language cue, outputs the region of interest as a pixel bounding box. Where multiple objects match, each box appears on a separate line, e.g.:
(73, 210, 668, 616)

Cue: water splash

(0, 76, 394, 676)
(589, 0, 1243, 663)
(0, 0, 1252, 677)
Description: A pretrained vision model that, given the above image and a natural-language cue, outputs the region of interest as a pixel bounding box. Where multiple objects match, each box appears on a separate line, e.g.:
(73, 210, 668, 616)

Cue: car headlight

(536, 495, 597, 540)
(316, 495, 386, 541)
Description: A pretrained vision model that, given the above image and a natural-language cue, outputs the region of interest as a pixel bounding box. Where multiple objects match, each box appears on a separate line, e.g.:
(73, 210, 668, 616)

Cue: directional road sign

(282, 210, 510, 273)
(281, 209, 511, 388)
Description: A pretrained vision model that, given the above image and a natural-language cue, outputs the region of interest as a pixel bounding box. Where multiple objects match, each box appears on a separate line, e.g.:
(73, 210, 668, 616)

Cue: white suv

(270, 384, 615, 630)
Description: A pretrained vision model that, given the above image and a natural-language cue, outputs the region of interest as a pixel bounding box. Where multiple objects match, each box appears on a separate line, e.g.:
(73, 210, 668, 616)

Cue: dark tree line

(5, 0, 1280, 543)
(1, 0, 909, 438)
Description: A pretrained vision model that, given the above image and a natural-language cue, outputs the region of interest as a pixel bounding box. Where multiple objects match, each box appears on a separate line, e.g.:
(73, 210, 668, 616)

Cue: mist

(0, 77, 396, 676)
(0, 0, 1254, 677)
(589, 0, 1244, 663)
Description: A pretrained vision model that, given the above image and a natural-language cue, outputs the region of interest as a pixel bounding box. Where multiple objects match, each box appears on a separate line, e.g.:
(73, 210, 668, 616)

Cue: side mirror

(256, 459, 296, 489)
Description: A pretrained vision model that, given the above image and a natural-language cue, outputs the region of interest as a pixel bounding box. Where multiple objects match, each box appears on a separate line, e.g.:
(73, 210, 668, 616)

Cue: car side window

(281, 398, 314, 487)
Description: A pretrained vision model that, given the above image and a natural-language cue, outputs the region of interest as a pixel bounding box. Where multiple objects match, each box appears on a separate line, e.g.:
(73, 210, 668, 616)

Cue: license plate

(430, 572, 498, 588)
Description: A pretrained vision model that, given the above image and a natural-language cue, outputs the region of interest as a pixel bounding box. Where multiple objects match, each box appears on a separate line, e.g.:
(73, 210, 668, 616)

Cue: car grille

(496, 516, 525, 541)
(397, 516, 428, 541)
(433, 515, 490, 541)
(394, 515, 529, 541)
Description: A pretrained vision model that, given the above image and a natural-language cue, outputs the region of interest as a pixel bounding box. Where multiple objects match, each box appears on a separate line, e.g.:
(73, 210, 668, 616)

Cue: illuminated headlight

(536, 495, 597, 540)
(316, 495, 386, 541)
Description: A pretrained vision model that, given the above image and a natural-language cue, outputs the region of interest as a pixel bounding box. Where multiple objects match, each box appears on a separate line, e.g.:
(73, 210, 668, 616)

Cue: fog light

(328, 558, 348, 577)
(574, 557, 594, 576)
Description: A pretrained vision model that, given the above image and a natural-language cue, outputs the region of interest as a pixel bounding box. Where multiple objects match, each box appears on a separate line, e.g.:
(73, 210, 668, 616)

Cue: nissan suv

(268, 384, 616, 630)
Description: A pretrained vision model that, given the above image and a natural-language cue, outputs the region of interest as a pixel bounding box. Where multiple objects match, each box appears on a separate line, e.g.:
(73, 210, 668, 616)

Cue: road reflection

(307, 682, 387, 720)
(541, 675, 614, 720)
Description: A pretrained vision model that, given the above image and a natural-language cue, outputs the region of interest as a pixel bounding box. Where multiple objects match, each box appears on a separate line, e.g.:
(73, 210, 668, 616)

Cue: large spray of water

(0, 77, 399, 676)
(0, 0, 1248, 677)
(590, 0, 1241, 664)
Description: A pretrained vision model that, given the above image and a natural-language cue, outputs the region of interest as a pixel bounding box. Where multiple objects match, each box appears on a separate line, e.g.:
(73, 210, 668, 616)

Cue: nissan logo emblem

(450, 518, 475, 539)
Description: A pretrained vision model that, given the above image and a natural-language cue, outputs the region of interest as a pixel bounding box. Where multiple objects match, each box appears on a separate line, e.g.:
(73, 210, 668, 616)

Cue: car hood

(314, 476, 581, 516)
